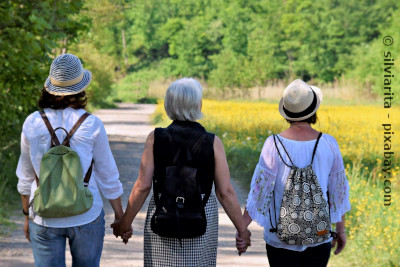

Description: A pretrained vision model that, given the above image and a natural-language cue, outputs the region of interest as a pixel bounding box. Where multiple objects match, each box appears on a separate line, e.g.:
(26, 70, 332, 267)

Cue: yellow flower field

(153, 99, 400, 266)
(155, 100, 400, 174)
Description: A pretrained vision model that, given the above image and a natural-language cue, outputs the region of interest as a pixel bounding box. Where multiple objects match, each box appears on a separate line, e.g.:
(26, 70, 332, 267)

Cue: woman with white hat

(16, 54, 127, 266)
(237, 79, 351, 266)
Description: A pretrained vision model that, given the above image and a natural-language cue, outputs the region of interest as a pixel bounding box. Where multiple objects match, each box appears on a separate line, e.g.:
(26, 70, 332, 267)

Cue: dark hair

(38, 88, 87, 109)
(286, 113, 318, 125)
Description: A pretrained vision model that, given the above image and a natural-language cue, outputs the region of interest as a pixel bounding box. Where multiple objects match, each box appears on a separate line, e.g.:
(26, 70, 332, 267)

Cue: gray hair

(164, 78, 203, 121)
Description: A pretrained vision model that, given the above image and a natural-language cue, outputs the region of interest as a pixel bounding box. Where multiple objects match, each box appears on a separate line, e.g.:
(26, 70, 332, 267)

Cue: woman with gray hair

(112, 78, 251, 266)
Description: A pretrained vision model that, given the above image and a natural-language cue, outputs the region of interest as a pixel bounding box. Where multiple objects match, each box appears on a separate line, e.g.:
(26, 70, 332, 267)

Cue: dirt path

(0, 103, 268, 267)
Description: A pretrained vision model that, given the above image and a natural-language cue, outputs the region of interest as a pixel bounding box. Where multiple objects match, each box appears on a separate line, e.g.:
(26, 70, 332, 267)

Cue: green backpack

(31, 111, 94, 218)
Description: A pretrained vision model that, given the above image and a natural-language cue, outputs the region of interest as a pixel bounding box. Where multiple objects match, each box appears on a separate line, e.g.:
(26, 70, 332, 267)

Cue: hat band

(283, 89, 317, 118)
(50, 72, 84, 87)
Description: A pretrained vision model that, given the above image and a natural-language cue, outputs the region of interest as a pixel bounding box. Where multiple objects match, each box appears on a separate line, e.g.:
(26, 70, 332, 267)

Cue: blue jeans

(29, 210, 105, 267)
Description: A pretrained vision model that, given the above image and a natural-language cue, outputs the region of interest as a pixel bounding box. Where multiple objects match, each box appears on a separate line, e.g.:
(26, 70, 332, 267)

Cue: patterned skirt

(143, 193, 219, 267)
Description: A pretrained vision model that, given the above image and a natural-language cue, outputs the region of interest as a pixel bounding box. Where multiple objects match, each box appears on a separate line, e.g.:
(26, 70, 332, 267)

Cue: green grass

(328, 166, 399, 267)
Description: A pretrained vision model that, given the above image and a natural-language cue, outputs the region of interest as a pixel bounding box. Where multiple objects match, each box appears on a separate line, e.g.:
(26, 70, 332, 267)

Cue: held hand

(121, 226, 133, 244)
(111, 220, 133, 244)
(111, 210, 124, 237)
(239, 229, 251, 246)
(111, 220, 121, 238)
(332, 232, 346, 255)
(236, 232, 247, 255)
(236, 229, 251, 255)
(23, 217, 30, 242)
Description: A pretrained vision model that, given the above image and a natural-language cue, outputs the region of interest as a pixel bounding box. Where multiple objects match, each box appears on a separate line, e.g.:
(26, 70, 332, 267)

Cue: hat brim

(44, 69, 92, 96)
(278, 85, 323, 121)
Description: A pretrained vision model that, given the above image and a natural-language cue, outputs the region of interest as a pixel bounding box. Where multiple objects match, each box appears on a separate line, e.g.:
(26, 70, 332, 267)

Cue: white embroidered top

(16, 108, 123, 228)
(246, 134, 351, 252)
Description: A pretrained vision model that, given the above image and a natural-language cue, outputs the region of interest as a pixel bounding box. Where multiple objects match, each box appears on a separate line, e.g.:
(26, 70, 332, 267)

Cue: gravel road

(0, 103, 268, 267)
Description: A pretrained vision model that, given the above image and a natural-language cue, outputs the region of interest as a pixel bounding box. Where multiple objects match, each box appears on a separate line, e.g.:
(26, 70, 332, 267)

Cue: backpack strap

(36, 111, 58, 186)
(192, 132, 207, 154)
(270, 135, 293, 233)
(63, 112, 91, 146)
(310, 132, 323, 165)
(273, 135, 295, 167)
(83, 159, 94, 187)
(66, 112, 93, 187)
(270, 135, 292, 231)
(191, 132, 211, 207)
(39, 111, 60, 147)
(269, 189, 278, 233)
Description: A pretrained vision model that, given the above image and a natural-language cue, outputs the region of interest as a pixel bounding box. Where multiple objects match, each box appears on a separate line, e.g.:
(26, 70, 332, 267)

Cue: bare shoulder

(146, 130, 155, 144)
(213, 135, 224, 149)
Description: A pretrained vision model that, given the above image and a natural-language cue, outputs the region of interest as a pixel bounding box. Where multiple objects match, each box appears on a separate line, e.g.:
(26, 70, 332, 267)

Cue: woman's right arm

(213, 136, 251, 247)
(236, 208, 253, 252)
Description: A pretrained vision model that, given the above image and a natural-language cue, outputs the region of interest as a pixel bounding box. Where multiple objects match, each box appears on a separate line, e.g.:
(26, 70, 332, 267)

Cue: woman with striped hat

(16, 53, 128, 266)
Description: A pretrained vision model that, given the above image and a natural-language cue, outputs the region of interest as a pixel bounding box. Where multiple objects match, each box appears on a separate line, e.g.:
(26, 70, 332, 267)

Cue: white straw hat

(44, 54, 92, 96)
(278, 79, 323, 121)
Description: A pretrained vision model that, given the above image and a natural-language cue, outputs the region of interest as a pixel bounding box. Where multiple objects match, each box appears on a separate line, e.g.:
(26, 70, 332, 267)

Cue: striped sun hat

(44, 53, 92, 96)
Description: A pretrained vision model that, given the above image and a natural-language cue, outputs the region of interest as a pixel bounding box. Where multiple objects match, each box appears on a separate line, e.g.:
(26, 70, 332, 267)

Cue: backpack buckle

(176, 197, 185, 208)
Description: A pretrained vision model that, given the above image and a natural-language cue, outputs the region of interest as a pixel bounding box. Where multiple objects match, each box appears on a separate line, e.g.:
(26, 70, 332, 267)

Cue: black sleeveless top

(153, 120, 215, 198)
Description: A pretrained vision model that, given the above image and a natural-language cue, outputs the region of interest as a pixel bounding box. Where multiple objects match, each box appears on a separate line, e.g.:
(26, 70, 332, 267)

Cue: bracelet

(22, 208, 29, 216)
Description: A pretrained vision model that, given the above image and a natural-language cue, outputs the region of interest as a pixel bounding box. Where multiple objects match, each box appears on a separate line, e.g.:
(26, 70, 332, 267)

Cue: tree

(0, 0, 87, 196)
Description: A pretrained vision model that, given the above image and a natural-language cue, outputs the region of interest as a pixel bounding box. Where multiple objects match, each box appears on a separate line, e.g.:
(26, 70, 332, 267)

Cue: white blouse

(16, 108, 123, 228)
(246, 134, 351, 252)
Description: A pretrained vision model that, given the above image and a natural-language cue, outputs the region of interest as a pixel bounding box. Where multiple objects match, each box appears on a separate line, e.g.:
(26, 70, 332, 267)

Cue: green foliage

(68, 0, 128, 108)
(0, 1, 85, 150)
(0, 144, 20, 230)
(109, 0, 398, 99)
(0, 0, 87, 223)
(111, 65, 164, 102)
(70, 41, 118, 108)
(346, 5, 400, 101)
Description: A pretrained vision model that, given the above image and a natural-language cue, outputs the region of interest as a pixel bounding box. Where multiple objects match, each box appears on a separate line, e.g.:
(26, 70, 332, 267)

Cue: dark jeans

(266, 242, 332, 267)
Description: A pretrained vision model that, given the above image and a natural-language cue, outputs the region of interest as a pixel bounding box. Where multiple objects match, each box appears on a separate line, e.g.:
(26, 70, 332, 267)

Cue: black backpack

(150, 131, 209, 245)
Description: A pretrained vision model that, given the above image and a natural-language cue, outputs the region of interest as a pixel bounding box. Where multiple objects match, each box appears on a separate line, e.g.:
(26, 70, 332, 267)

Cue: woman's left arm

(214, 136, 251, 250)
(16, 127, 36, 243)
(327, 136, 350, 254)
(92, 119, 124, 222)
(113, 131, 154, 237)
